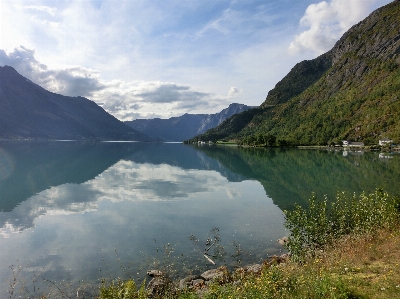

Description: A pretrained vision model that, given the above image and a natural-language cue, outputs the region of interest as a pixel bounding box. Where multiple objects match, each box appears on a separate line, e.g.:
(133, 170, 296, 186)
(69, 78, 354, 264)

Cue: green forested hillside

(187, 0, 400, 145)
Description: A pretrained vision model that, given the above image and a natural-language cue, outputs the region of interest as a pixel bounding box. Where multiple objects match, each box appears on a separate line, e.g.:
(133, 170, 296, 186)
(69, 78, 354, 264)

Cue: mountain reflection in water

(0, 141, 399, 298)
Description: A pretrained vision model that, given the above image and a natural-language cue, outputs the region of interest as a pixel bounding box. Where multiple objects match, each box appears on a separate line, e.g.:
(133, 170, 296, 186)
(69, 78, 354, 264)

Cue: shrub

(284, 189, 400, 262)
(100, 279, 147, 299)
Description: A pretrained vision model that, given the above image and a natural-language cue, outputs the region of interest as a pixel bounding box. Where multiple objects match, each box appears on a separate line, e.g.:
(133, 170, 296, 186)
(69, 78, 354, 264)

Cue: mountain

(189, 0, 400, 145)
(0, 66, 152, 141)
(125, 103, 255, 141)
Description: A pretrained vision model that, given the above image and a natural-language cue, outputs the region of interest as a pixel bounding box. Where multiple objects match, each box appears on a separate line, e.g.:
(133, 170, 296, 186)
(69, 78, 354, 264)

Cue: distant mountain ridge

(190, 0, 400, 145)
(0, 66, 152, 141)
(125, 103, 255, 141)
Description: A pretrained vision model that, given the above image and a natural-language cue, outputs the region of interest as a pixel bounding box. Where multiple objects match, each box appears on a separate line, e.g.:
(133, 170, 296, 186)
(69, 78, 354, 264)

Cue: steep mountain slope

(0, 66, 152, 141)
(191, 0, 400, 145)
(125, 103, 255, 141)
(261, 51, 332, 107)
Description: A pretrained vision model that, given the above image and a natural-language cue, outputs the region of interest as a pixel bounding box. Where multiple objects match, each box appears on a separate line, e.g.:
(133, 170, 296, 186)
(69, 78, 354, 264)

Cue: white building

(342, 141, 364, 147)
(379, 138, 393, 146)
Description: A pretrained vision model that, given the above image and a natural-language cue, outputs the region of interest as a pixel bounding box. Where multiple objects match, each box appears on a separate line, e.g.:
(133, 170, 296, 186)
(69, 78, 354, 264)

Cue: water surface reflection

(0, 141, 286, 298)
(0, 142, 399, 297)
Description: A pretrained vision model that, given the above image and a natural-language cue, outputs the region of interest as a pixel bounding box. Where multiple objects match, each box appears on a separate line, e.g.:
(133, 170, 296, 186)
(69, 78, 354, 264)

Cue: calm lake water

(0, 141, 399, 298)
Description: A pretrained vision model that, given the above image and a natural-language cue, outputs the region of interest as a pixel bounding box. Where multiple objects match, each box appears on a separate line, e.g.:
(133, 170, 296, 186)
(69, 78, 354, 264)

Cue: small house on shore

(379, 138, 393, 146)
(342, 141, 365, 147)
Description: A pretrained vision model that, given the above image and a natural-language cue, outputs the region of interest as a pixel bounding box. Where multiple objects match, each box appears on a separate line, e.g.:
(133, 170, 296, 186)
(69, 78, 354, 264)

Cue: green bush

(284, 189, 400, 262)
(100, 279, 147, 299)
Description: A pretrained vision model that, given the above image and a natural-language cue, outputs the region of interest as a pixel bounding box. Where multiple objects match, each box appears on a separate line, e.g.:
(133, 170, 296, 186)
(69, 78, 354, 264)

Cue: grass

(215, 141, 238, 145)
(284, 189, 400, 262)
(183, 224, 400, 299)
(325, 228, 400, 298)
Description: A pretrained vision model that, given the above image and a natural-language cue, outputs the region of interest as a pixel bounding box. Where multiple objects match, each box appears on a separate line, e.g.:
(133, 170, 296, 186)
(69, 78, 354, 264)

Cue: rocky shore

(146, 253, 290, 297)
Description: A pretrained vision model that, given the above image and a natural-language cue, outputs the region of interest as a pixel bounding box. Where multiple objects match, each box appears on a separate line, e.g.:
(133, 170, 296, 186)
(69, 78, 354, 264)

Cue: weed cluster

(203, 264, 354, 299)
(284, 188, 400, 262)
(100, 279, 147, 299)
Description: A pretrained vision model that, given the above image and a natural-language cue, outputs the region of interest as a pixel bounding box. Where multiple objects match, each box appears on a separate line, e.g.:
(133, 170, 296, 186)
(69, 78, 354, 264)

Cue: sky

(0, 0, 393, 121)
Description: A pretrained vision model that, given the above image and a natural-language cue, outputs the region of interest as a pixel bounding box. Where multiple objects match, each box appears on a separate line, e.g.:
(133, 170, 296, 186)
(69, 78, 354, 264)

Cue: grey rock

(200, 269, 222, 281)
(200, 267, 228, 281)
(147, 269, 164, 277)
(192, 279, 205, 288)
(147, 277, 167, 295)
(280, 253, 291, 261)
(178, 275, 198, 289)
(243, 264, 262, 274)
(277, 237, 289, 246)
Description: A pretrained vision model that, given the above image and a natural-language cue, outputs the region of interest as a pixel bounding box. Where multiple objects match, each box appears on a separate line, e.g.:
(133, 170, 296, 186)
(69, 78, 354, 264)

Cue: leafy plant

(99, 279, 147, 299)
(284, 189, 400, 262)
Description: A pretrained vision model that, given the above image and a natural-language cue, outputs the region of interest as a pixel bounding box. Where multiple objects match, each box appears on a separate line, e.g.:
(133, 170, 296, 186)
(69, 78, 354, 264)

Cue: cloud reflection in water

(0, 160, 239, 235)
(0, 156, 285, 298)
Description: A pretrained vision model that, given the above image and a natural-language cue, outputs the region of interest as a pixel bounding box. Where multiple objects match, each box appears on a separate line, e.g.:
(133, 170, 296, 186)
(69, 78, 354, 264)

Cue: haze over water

(0, 141, 399, 297)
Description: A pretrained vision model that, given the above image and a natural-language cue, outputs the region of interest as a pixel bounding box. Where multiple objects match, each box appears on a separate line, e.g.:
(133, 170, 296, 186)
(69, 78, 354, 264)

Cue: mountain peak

(0, 65, 17, 71)
(0, 65, 21, 79)
(0, 67, 152, 141)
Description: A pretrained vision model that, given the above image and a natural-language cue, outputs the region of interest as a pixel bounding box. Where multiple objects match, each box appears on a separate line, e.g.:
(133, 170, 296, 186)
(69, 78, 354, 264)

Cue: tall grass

(99, 279, 147, 299)
(284, 188, 400, 262)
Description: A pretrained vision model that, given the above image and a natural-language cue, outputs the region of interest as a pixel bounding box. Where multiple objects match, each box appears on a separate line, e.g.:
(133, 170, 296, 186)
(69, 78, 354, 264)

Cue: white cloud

(19, 5, 58, 16)
(94, 79, 221, 120)
(196, 8, 236, 38)
(227, 87, 242, 97)
(289, 0, 391, 55)
(0, 47, 106, 97)
(136, 84, 210, 104)
(0, 46, 229, 120)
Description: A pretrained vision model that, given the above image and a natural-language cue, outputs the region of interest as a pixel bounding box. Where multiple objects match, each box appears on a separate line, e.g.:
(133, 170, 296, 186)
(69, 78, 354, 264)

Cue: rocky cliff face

(332, 2, 400, 66)
(325, 0, 400, 90)
(0, 66, 152, 141)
